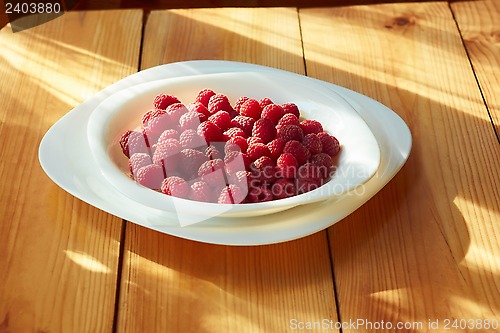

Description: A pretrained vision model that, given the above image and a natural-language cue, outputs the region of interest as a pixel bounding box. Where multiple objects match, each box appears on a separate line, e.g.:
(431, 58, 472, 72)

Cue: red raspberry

(247, 136, 264, 146)
(259, 97, 274, 108)
(153, 94, 180, 110)
(189, 181, 213, 203)
(281, 102, 300, 118)
(276, 153, 298, 179)
(298, 162, 323, 181)
(178, 148, 208, 180)
(142, 109, 166, 126)
(198, 159, 226, 187)
(156, 129, 179, 145)
(208, 111, 232, 131)
(165, 103, 189, 123)
(152, 138, 181, 176)
(311, 153, 334, 179)
(135, 164, 164, 190)
(218, 184, 245, 204)
(179, 129, 207, 149)
(227, 170, 252, 191)
(261, 104, 284, 125)
(231, 115, 255, 137)
(252, 118, 276, 144)
(129, 153, 152, 177)
(143, 112, 172, 146)
(224, 136, 248, 154)
(187, 101, 211, 118)
(271, 178, 296, 200)
(302, 133, 323, 155)
(197, 121, 223, 143)
(277, 124, 304, 142)
(296, 177, 322, 194)
(126, 130, 150, 157)
(247, 186, 273, 203)
(196, 88, 216, 107)
(205, 144, 223, 160)
(250, 156, 277, 184)
(246, 142, 271, 162)
(300, 119, 323, 135)
(317, 132, 341, 156)
(234, 96, 250, 113)
(179, 111, 204, 132)
(239, 98, 262, 120)
(223, 127, 247, 140)
(120, 130, 133, 157)
(267, 138, 286, 161)
(224, 151, 250, 175)
(283, 140, 310, 165)
(161, 176, 189, 198)
(208, 93, 234, 114)
(276, 113, 300, 131)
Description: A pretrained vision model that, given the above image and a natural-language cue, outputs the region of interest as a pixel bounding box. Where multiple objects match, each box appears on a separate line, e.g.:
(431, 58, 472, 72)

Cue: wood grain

(117, 8, 339, 333)
(0, 10, 142, 333)
(300, 2, 500, 331)
(451, 0, 500, 139)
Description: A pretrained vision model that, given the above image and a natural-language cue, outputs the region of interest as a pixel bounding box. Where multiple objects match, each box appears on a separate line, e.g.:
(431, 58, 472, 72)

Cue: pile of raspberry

(119, 89, 341, 204)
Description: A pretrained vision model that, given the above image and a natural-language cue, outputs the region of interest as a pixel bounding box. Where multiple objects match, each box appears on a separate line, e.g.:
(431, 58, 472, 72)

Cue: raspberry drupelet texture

(252, 118, 276, 144)
(161, 176, 190, 198)
(261, 104, 285, 125)
(239, 98, 262, 120)
(208, 93, 234, 114)
(231, 115, 255, 137)
(154, 94, 180, 110)
(135, 164, 164, 190)
(196, 89, 216, 107)
(300, 119, 324, 135)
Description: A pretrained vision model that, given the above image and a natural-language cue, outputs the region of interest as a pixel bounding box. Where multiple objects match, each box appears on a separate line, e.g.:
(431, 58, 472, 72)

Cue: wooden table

(1, 1, 499, 332)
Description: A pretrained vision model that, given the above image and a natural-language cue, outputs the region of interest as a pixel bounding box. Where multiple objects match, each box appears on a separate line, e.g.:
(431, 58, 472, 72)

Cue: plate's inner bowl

(87, 71, 380, 220)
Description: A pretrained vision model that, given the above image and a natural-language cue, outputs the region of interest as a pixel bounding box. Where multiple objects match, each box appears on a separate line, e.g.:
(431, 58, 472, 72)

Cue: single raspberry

(161, 176, 189, 198)
(302, 133, 323, 155)
(196, 88, 216, 107)
(231, 115, 255, 137)
(281, 102, 300, 118)
(250, 156, 276, 185)
(234, 96, 250, 113)
(239, 98, 262, 120)
(143, 112, 172, 145)
(153, 94, 180, 110)
(152, 138, 182, 176)
(224, 136, 248, 154)
(165, 103, 189, 123)
(267, 138, 286, 161)
(317, 132, 341, 156)
(197, 121, 223, 143)
(179, 111, 204, 131)
(223, 127, 247, 140)
(247, 136, 264, 146)
(224, 151, 249, 175)
(120, 130, 133, 157)
(252, 118, 276, 144)
(129, 153, 152, 177)
(187, 101, 211, 118)
(246, 142, 271, 162)
(276, 113, 300, 131)
(198, 159, 226, 187)
(276, 153, 298, 179)
(135, 164, 164, 190)
(277, 124, 304, 142)
(218, 184, 245, 204)
(179, 129, 207, 149)
(208, 111, 232, 131)
(261, 104, 285, 125)
(157, 129, 179, 145)
(208, 93, 234, 114)
(271, 178, 296, 200)
(300, 119, 324, 135)
(178, 148, 208, 180)
(283, 140, 310, 165)
(189, 181, 213, 203)
(205, 144, 223, 160)
(126, 130, 150, 157)
(258, 97, 274, 108)
(142, 109, 167, 126)
(311, 153, 334, 179)
(247, 186, 273, 203)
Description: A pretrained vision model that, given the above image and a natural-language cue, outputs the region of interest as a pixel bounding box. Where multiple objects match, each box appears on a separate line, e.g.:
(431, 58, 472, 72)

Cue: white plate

(39, 61, 411, 245)
(87, 71, 380, 219)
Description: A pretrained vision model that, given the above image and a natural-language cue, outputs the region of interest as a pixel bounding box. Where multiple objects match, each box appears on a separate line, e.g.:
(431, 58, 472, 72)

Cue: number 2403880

(5, 2, 61, 14)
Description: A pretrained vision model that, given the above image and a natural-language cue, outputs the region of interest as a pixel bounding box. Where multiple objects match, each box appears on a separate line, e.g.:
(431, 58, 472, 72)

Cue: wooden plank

(300, 2, 500, 331)
(0, 10, 142, 333)
(451, 0, 500, 139)
(117, 8, 339, 333)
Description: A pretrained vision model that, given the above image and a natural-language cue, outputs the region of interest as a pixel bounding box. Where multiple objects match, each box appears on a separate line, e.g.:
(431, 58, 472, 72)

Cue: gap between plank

(326, 230, 344, 333)
(111, 219, 127, 333)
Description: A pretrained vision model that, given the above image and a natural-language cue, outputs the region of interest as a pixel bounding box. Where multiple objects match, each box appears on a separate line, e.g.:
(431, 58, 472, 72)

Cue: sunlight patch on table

(64, 250, 111, 274)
